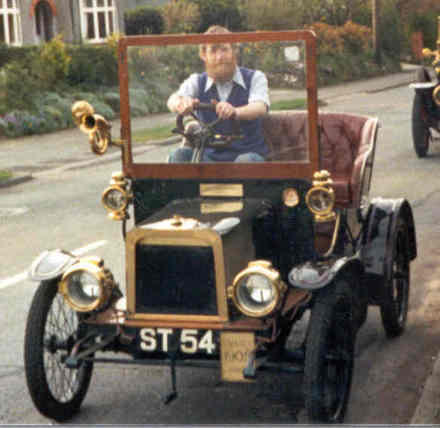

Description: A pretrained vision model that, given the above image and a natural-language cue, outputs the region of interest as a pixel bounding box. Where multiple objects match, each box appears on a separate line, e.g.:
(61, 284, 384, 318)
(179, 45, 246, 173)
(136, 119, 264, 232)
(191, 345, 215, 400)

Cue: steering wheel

(173, 102, 243, 162)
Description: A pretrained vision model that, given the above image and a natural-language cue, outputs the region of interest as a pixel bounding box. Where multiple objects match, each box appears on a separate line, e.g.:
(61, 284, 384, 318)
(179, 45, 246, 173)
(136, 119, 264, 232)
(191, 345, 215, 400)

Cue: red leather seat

(262, 111, 379, 208)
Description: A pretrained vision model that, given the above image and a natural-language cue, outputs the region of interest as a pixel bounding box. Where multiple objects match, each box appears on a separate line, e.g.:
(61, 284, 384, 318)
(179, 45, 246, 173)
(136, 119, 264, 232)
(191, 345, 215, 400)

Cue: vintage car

(24, 30, 417, 423)
(410, 16, 440, 157)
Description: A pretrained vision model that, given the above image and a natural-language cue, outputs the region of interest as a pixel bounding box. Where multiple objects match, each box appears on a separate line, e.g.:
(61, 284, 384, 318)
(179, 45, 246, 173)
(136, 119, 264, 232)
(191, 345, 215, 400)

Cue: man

(167, 25, 270, 163)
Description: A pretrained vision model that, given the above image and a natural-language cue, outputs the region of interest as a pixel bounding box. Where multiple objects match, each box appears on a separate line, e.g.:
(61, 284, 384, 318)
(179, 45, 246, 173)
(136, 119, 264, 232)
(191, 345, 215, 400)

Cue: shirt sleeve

(175, 73, 200, 98)
(248, 70, 270, 109)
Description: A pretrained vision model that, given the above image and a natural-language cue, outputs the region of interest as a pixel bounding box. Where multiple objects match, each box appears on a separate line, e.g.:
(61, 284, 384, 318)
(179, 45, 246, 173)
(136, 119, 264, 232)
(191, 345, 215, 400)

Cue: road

(2, 82, 440, 424)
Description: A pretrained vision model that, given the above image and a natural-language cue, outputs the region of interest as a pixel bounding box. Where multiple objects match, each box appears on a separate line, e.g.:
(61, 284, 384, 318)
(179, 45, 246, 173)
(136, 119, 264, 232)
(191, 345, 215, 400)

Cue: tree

(189, 0, 245, 32)
(161, 0, 200, 33)
(124, 7, 165, 35)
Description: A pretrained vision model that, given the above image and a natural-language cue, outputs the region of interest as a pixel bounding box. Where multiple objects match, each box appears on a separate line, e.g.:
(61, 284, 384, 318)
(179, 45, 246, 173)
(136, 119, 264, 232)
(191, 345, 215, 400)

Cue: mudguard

(288, 255, 363, 290)
(360, 197, 417, 281)
(28, 249, 78, 281)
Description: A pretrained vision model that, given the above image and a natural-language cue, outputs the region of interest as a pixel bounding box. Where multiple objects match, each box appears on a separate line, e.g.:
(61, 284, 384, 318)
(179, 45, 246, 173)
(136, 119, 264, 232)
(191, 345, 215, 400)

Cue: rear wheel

(303, 280, 355, 423)
(380, 217, 410, 337)
(24, 280, 93, 422)
(412, 93, 431, 158)
(412, 67, 432, 158)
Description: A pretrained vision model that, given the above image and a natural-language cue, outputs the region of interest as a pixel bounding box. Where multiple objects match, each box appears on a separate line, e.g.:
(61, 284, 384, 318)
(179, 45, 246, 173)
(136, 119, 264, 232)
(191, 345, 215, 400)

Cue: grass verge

(0, 170, 12, 182)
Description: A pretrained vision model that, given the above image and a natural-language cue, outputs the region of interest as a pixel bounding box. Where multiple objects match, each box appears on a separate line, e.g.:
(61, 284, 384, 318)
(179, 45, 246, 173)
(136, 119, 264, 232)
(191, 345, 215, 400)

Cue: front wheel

(380, 217, 410, 337)
(303, 279, 355, 423)
(24, 280, 94, 422)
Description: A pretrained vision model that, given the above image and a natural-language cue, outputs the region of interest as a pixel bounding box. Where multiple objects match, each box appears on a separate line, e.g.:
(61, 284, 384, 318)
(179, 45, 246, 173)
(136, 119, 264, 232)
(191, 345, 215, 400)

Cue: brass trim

(322, 211, 341, 258)
(282, 187, 299, 208)
(433, 85, 440, 106)
(125, 227, 228, 322)
(201, 201, 243, 214)
(200, 183, 244, 197)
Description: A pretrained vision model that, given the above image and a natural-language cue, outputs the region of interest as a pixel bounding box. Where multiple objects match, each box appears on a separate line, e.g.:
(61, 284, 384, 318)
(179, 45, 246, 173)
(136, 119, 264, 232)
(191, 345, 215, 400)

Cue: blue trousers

(168, 147, 265, 163)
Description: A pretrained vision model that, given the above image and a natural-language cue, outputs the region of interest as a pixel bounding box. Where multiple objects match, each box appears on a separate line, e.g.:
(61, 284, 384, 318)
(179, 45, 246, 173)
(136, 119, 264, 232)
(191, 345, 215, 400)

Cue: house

(0, 0, 168, 46)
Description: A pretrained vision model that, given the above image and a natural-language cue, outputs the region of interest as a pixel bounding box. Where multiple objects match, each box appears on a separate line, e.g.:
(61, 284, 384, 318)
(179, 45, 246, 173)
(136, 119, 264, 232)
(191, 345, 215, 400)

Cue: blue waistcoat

(197, 67, 268, 162)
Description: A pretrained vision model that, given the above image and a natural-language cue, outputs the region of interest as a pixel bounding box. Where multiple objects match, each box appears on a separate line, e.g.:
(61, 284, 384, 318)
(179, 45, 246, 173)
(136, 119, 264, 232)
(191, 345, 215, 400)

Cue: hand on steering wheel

(172, 101, 243, 156)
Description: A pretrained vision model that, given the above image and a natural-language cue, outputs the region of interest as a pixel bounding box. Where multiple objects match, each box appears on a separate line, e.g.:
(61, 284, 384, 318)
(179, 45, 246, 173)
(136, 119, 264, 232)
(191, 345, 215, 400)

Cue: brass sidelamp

(306, 170, 336, 222)
(101, 171, 132, 221)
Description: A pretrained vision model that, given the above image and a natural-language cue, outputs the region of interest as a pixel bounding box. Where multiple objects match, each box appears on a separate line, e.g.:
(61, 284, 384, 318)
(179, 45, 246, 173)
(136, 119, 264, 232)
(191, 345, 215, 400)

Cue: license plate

(139, 328, 218, 355)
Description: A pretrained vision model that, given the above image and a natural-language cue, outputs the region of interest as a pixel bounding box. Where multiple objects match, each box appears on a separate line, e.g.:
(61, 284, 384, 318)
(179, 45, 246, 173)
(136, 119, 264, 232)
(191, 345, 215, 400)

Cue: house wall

(16, 0, 166, 46)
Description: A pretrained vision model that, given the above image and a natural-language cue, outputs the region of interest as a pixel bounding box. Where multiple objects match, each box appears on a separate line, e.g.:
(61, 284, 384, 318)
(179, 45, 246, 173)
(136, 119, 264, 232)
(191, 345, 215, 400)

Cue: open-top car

(410, 16, 440, 157)
(24, 30, 417, 423)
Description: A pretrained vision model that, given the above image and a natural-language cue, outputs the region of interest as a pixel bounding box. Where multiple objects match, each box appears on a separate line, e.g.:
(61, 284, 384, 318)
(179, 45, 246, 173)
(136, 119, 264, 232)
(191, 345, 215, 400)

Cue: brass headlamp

(59, 257, 119, 313)
(228, 260, 287, 318)
(102, 172, 132, 221)
(306, 170, 336, 222)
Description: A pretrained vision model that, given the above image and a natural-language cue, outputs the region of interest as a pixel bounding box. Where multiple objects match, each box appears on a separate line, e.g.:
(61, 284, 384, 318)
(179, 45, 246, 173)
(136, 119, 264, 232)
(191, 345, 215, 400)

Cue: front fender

(288, 256, 362, 290)
(28, 249, 78, 281)
(360, 198, 417, 279)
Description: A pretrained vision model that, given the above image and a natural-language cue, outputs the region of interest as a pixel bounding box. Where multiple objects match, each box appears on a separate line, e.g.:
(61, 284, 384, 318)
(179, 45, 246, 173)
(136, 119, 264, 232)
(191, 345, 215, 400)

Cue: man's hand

(215, 101, 237, 120)
(168, 94, 199, 115)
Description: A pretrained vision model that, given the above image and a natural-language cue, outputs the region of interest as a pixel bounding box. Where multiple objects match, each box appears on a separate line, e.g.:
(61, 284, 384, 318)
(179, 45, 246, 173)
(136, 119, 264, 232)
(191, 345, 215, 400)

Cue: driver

(167, 25, 270, 162)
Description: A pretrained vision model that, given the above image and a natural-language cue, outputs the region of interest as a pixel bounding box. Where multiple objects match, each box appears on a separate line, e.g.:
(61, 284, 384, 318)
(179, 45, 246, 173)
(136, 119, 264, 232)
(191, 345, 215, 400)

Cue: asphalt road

(2, 81, 440, 424)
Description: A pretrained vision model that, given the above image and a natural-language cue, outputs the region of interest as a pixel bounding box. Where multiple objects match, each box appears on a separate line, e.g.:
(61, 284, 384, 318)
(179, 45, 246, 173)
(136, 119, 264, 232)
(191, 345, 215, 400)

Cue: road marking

(0, 240, 108, 291)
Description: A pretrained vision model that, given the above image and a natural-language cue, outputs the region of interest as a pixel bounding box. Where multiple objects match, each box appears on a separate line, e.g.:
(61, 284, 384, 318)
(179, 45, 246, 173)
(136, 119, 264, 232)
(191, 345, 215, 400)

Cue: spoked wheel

(24, 280, 93, 422)
(303, 280, 355, 423)
(380, 217, 410, 337)
(412, 92, 431, 158)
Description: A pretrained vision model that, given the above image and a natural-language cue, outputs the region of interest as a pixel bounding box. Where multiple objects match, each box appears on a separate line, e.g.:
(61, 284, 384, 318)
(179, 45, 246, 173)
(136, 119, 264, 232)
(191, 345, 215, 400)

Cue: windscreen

(118, 31, 319, 179)
(127, 40, 308, 163)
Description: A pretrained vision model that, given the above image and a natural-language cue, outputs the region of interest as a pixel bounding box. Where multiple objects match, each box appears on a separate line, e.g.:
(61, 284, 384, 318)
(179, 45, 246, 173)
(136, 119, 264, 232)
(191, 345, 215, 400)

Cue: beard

(205, 60, 236, 83)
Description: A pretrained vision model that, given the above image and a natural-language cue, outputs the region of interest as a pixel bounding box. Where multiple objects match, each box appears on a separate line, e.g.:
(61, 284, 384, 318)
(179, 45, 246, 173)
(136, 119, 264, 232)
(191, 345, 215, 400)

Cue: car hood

(138, 197, 268, 284)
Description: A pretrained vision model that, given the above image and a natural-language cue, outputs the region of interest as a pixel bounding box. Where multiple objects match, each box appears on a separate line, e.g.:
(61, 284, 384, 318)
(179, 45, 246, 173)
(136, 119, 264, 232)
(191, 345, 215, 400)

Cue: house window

(0, 0, 22, 45)
(80, 0, 117, 43)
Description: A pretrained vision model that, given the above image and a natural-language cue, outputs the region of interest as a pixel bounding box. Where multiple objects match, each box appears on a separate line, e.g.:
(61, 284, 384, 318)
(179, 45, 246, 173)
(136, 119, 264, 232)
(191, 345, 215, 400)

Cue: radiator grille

(135, 244, 218, 315)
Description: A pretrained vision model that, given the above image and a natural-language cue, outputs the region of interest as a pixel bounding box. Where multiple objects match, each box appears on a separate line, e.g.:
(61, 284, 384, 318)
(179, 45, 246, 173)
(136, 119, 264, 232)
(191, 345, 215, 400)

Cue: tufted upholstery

(262, 111, 379, 208)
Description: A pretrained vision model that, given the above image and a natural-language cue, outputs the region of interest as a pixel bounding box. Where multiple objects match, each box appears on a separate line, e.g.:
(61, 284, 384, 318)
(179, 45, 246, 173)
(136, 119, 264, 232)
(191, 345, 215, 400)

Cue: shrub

(242, 0, 299, 31)
(0, 43, 38, 68)
(340, 20, 372, 54)
(36, 35, 72, 89)
(124, 7, 165, 35)
(67, 44, 118, 88)
(189, 0, 245, 32)
(379, 0, 405, 60)
(161, 0, 200, 33)
(3, 57, 40, 111)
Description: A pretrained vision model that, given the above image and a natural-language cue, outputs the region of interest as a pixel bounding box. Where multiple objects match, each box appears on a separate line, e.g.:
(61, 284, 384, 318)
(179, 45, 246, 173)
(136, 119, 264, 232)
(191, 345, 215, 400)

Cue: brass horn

(433, 85, 440, 106)
(72, 100, 112, 155)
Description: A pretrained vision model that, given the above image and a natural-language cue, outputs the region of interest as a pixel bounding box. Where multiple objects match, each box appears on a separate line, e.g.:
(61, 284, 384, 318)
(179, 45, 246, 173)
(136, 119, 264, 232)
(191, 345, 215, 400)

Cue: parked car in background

(410, 16, 440, 157)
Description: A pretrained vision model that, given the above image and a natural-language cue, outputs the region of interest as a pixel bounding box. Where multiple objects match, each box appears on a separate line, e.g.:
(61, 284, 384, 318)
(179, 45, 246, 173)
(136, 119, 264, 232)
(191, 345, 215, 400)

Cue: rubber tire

(303, 280, 355, 424)
(380, 217, 410, 338)
(412, 67, 431, 158)
(412, 92, 431, 158)
(415, 67, 431, 83)
(24, 280, 94, 422)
